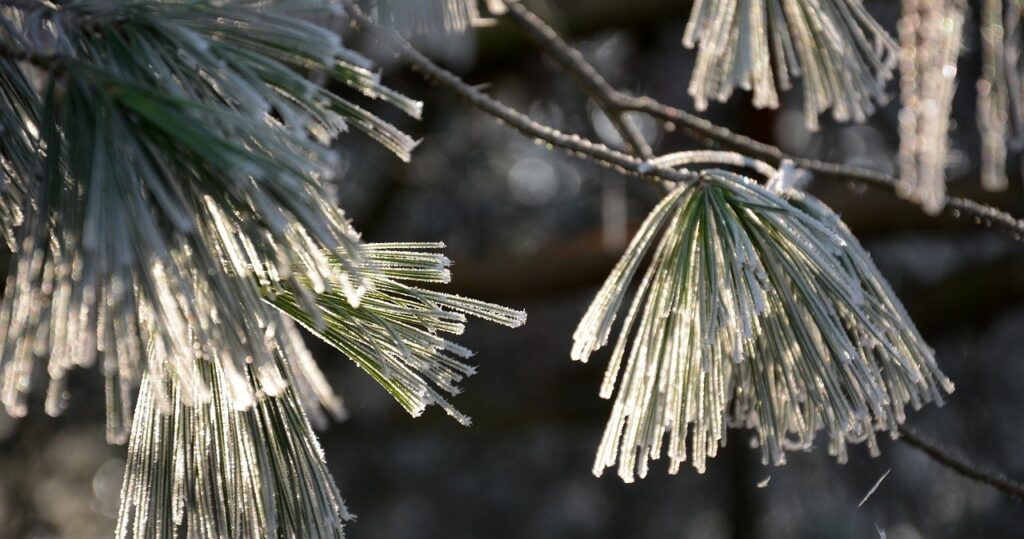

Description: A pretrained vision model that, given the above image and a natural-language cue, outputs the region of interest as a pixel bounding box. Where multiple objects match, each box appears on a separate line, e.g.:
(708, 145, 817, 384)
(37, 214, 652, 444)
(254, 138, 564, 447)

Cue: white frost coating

(117, 357, 351, 539)
(0, 0, 426, 443)
(683, 0, 898, 131)
(0, 3, 527, 537)
(270, 242, 526, 430)
(573, 170, 952, 482)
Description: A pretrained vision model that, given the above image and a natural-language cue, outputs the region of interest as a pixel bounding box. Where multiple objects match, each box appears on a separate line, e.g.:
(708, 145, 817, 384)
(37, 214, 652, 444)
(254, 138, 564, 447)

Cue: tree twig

(898, 425, 1024, 502)
(501, 0, 652, 160)
(496, 0, 1024, 239)
(343, 2, 696, 187)
(619, 96, 1024, 239)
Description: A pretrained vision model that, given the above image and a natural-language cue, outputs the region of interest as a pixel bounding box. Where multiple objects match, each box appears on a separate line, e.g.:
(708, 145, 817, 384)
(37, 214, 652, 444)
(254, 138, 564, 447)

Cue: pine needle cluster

(0, 1, 524, 535)
(573, 165, 952, 481)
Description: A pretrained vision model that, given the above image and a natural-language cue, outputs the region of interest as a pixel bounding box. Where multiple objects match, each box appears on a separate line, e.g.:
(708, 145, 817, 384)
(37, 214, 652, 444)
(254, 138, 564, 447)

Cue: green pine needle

(573, 170, 952, 482)
(117, 347, 351, 539)
(0, 0, 419, 437)
(266, 242, 527, 426)
(683, 0, 898, 130)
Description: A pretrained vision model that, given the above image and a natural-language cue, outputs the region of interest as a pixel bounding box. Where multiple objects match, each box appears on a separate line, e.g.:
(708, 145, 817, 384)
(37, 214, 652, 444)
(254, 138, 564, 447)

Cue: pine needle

(683, 0, 898, 130)
(573, 170, 952, 482)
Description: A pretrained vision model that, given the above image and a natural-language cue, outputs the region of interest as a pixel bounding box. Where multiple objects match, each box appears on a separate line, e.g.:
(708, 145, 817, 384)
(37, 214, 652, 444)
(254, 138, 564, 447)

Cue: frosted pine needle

(572, 169, 952, 482)
(0, 0, 420, 441)
(0, 2, 527, 536)
(683, 0, 898, 131)
(896, 0, 965, 214)
(117, 352, 351, 539)
(266, 243, 527, 426)
(112, 241, 522, 537)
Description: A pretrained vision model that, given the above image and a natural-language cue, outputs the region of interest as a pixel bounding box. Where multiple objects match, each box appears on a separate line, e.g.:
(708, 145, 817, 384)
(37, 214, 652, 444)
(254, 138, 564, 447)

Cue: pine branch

(898, 425, 1024, 502)
(345, 0, 1024, 499)
(505, 2, 1024, 499)
(619, 96, 1024, 239)
(495, 0, 1024, 241)
(574, 169, 954, 479)
(342, 2, 696, 186)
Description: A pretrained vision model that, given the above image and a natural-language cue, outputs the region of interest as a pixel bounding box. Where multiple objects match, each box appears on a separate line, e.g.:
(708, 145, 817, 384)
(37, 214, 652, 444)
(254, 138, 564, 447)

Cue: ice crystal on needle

(0, 1, 525, 536)
(112, 242, 523, 538)
(266, 243, 528, 426)
(573, 169, 952, 482)
(0, 0, 421, 441)
(117, 324, 351, 539)
(683, 0, 898, 130)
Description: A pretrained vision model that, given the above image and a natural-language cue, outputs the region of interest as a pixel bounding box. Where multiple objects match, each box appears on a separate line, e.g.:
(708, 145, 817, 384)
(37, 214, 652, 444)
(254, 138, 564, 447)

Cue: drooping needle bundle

(118, 243, 525, 537)
(0, 1, 525, 536)
(683, 0, 898, 130)
(573, 170, 952, 482)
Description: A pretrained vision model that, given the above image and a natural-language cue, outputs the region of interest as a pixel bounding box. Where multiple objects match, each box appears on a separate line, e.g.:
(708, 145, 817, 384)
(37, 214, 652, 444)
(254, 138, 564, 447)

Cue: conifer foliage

(0, 0, 1021, 536)
(0, 1, 524, 536)
(572, 161, 952, 481)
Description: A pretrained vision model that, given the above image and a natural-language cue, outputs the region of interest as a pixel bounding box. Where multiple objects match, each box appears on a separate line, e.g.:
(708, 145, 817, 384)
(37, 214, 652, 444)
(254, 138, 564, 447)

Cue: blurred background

(2, 0, 1023, 537)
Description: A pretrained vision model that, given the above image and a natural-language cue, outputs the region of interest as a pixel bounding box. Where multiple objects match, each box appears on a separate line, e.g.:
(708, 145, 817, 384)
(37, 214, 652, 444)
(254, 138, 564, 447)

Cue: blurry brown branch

(898, 426, 1024, 502)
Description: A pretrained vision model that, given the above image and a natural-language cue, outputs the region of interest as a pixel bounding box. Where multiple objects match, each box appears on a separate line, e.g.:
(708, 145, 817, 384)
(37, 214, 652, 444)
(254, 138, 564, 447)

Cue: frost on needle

(573, 170, 952, 482)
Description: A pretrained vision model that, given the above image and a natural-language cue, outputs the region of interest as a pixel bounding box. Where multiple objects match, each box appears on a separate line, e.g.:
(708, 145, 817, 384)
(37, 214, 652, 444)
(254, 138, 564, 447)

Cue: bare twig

(501, 0, 652, 160)
(619, 96, 1024, 239)
(343, 2, 696, 186)
(898, 426, 1024, 502)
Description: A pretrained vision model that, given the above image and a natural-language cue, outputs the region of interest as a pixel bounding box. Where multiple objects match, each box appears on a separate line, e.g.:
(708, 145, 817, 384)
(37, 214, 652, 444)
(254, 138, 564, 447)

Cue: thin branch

(343, 2, 696, 186)
(898, 426, 1024, 502)
(495, 0, 1024, 240)
(501, 1, 1024, 501)
(619, 97, 1024, 239)
(496, 3, 1024, 496)
(501, 0, 652, 160)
